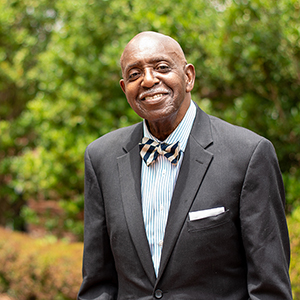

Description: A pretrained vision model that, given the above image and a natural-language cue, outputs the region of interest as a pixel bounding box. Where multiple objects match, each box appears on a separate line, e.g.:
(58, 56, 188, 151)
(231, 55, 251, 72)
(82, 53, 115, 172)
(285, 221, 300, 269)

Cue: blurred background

(0, 0, 299, 299)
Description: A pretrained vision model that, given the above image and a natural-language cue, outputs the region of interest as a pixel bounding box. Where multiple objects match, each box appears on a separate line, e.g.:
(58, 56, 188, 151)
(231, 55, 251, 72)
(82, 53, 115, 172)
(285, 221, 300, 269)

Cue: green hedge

(289, 207, 300, 299)
(1, 216, 300, 299)
(0, 228, 82, 300)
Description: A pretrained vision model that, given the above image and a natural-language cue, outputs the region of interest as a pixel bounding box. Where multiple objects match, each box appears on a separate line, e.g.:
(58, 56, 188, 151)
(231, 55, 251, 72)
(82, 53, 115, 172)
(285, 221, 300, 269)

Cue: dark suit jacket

(78, 104, 292, 300)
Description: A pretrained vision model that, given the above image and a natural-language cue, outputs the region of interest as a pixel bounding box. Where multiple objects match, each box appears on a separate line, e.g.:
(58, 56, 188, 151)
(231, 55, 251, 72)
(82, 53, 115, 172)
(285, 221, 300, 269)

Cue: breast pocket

(187, 209, 231, 233)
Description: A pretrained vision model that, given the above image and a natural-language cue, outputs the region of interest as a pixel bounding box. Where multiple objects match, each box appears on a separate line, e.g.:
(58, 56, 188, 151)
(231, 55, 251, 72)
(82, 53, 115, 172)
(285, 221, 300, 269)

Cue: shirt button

(159, 240, 163, 247)
(154, 289, 163, 299)
(162, 169, 166, 175)
(160, 205, 164, 211)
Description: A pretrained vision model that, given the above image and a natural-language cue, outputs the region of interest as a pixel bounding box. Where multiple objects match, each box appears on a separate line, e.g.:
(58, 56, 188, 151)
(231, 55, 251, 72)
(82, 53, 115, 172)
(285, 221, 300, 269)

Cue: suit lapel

(117, 124, 156, 284)
(117, 106, 214, 284)
(157, 106, 214, 280)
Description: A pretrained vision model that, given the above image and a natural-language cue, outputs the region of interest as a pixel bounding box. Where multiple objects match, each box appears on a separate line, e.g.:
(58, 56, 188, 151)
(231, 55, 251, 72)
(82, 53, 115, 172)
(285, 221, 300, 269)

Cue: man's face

(120, 33, 194, 129)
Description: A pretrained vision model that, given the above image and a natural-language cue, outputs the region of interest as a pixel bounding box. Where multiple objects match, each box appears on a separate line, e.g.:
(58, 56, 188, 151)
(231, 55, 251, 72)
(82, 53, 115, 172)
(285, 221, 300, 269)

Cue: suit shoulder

(207, 114, 278, 158)
(209, 115, 265, 145)
(206, 115, 279, 173)
(86, 122, 142, 156)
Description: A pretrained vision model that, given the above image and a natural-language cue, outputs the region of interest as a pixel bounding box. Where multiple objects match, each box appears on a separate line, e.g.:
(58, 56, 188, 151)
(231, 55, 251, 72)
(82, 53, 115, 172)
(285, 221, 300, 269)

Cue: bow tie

(139, 137, 181, 167)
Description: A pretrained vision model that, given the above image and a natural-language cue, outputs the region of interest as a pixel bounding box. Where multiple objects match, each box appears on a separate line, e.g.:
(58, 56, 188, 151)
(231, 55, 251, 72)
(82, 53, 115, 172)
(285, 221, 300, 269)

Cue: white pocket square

(189, 207, 225, 221)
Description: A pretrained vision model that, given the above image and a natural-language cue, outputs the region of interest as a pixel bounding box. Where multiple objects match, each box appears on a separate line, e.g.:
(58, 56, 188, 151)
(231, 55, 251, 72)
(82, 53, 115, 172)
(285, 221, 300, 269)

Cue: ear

(185, 64, 195, 93)
(120, 79, 126, 94)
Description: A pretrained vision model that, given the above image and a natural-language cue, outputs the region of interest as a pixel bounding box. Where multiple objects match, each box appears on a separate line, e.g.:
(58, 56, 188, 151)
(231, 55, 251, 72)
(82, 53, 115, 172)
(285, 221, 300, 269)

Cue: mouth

(144, 93, 165, 101)
(140, 89, 169, 101)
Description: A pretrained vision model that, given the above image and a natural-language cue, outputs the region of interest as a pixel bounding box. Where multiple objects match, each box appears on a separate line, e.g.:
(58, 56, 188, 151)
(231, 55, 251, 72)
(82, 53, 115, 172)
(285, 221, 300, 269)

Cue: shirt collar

(143, 100, 196, 153)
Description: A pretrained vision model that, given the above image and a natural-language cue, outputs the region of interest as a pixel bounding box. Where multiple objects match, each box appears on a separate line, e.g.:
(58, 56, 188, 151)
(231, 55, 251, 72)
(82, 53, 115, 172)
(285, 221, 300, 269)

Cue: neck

(146, 100, 190, 141)
(147, 120, 176, 141)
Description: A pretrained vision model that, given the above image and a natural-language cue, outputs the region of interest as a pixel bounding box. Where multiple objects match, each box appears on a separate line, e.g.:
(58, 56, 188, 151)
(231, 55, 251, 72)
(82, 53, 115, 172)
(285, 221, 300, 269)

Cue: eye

(156, 64, 170, 72)
(128, 70, 141, 80)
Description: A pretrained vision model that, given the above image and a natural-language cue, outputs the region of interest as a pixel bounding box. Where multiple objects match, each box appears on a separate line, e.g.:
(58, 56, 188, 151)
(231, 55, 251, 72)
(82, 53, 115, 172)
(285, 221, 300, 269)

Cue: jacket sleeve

(77, 146, 118, 300)
(240, 138, 292, 299)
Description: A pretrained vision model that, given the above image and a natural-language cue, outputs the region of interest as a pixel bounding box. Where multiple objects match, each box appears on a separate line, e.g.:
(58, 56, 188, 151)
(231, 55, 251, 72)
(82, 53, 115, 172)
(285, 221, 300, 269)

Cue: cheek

(125, 91, 143, 114)
(168, 74, 186, 93)
(125, 83, 139, 100)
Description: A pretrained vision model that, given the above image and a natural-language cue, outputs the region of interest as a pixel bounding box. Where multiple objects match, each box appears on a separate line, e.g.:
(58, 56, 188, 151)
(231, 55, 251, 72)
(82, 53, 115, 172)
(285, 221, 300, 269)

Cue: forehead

(121, 35, 184, 73)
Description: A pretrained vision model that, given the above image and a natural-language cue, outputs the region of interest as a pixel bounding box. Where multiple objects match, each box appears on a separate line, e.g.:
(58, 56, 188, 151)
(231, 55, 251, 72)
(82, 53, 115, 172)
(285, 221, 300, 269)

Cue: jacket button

(154, 289, 163, 299)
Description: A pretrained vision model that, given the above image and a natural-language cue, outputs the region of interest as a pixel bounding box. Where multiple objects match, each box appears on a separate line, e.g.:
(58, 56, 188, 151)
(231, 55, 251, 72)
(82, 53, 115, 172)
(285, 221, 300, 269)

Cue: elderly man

(78, 31, 292, 299)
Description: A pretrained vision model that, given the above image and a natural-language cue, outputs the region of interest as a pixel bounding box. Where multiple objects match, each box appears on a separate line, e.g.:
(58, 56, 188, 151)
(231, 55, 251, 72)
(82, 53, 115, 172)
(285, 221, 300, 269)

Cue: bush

(288, 208, 300, 299)
(1, 0, 300, 238)
(1, 217, 300, 299)
(0, 227, 82, 300)
(283, 171, 300, 213)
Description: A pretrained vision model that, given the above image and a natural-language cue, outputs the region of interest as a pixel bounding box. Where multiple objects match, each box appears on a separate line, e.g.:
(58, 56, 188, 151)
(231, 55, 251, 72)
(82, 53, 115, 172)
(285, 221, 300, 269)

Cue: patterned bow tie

(139, 137, 181, 167)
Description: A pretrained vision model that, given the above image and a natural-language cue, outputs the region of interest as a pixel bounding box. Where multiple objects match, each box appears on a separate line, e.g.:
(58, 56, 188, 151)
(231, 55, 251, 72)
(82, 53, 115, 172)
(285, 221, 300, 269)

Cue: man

(78, 32, 292, 299)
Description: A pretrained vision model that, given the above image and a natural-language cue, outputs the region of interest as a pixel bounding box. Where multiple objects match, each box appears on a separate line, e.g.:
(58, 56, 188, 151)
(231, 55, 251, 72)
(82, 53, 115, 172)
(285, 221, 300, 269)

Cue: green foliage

(283, 170, 300, 213)
(0, 0, 57, 120)
(288, 208, 300, 298)
(214, 0, 300, 175)
(0, 0, 299, 238)
(0, 227, 82, 300)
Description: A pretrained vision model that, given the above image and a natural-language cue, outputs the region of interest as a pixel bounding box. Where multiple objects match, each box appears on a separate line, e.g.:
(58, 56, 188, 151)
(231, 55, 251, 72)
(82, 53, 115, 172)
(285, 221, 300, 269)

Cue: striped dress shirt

(141, 101, 196, 276)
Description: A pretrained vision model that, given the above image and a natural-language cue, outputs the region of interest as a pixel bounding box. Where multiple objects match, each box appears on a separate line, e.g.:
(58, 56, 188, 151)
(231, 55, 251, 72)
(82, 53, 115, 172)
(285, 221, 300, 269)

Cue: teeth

(145, 94, 163, 100)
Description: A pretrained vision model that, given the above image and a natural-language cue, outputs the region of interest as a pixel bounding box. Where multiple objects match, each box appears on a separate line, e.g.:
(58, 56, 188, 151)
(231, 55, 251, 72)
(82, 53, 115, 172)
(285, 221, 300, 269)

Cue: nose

(141, 68, 159, 88)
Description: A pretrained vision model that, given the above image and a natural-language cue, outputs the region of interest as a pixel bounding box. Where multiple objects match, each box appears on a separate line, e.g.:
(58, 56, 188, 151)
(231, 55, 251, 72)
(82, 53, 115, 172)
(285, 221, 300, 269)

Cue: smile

(144, 94, 164, 101)
(139, 88, 170, 101)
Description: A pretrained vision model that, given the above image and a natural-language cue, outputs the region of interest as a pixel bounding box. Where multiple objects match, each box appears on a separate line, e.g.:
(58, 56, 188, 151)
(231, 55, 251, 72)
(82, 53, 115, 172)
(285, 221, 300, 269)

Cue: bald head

(119, 31, 195, 140)
(120, 31, 187, 74)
